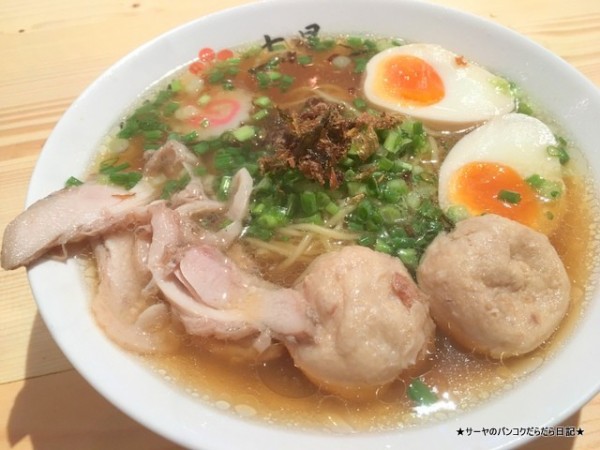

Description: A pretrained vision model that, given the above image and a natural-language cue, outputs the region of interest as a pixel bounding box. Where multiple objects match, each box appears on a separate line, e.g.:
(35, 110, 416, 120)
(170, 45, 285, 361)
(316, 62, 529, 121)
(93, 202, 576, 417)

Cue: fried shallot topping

(259, 97, 400, 189)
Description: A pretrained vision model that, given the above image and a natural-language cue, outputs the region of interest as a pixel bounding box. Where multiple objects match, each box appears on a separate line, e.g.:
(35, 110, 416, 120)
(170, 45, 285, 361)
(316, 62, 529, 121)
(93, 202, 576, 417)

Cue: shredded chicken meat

(1, 138, 436, 394)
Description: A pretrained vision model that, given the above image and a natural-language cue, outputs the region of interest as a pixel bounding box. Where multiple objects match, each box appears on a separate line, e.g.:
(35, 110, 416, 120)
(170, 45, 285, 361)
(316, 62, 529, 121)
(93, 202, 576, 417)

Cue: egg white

(363, 44, 515, 130)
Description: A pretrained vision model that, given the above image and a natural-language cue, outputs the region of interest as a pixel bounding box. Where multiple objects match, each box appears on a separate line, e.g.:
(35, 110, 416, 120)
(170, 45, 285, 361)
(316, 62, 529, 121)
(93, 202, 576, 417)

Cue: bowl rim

(25, 0, 600, 449)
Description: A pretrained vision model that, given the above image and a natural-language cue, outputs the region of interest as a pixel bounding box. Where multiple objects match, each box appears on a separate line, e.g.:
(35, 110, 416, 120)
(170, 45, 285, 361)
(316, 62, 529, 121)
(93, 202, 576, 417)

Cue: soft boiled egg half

(363, 43, 515, 130)
(438, 113, 567, 235)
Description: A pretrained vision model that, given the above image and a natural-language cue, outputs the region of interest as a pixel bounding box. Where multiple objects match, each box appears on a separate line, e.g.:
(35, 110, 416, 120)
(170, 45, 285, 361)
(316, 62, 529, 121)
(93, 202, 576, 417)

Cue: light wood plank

(0, 156, 74, 383)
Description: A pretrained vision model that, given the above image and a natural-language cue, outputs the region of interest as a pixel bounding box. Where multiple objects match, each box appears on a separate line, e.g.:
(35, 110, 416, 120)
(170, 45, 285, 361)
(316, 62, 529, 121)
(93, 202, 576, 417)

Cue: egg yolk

(375, 55, 445, 106)
(450, 162, 540, 227)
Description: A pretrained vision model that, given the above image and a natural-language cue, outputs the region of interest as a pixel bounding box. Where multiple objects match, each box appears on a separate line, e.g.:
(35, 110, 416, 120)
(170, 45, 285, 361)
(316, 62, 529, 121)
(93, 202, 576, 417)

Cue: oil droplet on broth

(257, 353, 318, 399)
(234, 404, 258, 418)
(215, 400, 231, 410)
(502, 356, 544, 378)
(318, 395, 356, 433)
(375, 379, 408, 404)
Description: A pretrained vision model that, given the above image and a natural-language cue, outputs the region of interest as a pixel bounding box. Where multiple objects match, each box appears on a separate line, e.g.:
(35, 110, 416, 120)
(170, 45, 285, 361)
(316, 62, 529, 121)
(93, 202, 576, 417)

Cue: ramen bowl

(25, 0, 600, 448)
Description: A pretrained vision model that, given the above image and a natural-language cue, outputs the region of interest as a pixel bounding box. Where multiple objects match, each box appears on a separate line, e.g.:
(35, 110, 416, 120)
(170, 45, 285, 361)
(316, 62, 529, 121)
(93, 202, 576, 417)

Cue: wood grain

(1, 0, 599, 448)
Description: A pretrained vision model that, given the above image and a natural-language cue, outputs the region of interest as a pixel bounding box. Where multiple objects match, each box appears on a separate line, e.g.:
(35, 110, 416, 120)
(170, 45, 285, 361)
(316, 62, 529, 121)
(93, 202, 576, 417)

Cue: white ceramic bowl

(26, 0, 600, 448)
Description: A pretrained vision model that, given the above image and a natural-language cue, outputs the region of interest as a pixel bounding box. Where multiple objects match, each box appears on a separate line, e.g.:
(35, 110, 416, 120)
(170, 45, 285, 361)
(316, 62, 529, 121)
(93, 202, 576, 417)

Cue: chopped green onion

(164, 101, 180, 116)
(99, 161, 142, 190)
(213, 147, 247, 173)
(246, 225, 273, 241)
(279, 74, 295, 91)
(197, 94, 212, 106)
(517, 100, 534, 115)
(285, 193, 298, 216)
(232, 125, 256, 142)
(547, 137, 570, 165)
(143, 130, 163, 140)
(306, 36, 335, 51)
(170, 79, 182, 92)
(217, 175, 233, 200)
(255, 206, 289, 229)
(161, 173, 191, 199)
(382, 179, 408, 203)
(143, 142, 160, 151)
(256, 72, 271, 89)
(192, 141, 211, 155)
(380, 205, 402, 224)
(297, 54, 312, 66)
(154, 89, 174, 105)
(490, 76, 512, 96)
(208, 70, 225, 84)
(266, 71, 282, 81)
(357, 234, 376, 247)
(497, 189, 521, 204)
(298, 212, 323, 224)
(110, 172, 142, 190)
(383, 130, 401, 153)
(179, 131, 198, 144)
(346, 36, 364, 48)
(446, 205, 470, 223)
(397, 248, 419, 270)
(325, 201, 340, 216)
(300, 191, 318, 215)
(382, 126, 419, 155)
(355, 199, 375, 222)
(253, 96, 272, 108)
(374, 238, 393, 254)
(316, 191, 332, 207)
(353, 57, 369, 74)
(525, 174, 544, 188)
(407, 378, 438, 406)
(394, 160, 413, 173)
(406, 191, 421, 210)
(353, 98, 368, 111)
(377, 157, 394, 172)
(65, 176, 83, 187)
(252, 109, 269, 121)
(254, 176, 273, 192)
(525, 174, 563, 200)
(347, 181, 368, 196)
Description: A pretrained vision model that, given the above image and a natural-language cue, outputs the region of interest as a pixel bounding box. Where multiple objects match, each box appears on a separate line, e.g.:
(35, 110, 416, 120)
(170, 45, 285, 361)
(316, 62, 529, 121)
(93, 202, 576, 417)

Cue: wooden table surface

(1, 0, 600, 448)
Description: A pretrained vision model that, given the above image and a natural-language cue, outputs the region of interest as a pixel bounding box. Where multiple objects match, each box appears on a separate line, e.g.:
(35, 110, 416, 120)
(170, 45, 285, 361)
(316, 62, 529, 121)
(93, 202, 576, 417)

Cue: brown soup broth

(141, 177, 595, 432)
(93, 35, 599, 431)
